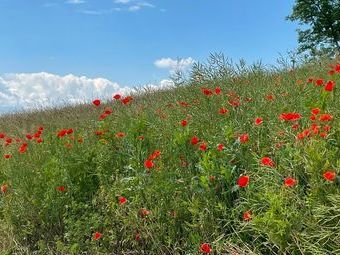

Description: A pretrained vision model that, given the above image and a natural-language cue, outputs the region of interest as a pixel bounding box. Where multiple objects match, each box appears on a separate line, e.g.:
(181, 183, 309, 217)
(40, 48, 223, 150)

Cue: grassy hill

(0, 55, 339, 255)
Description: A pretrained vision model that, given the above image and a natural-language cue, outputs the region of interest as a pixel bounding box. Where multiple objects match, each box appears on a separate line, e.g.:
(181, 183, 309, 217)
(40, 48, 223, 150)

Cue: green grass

(0, 54, 339, 255)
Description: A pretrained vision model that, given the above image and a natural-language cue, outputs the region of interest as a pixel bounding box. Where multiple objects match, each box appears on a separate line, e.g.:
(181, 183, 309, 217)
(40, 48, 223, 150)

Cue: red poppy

(291, 123, 299, 130)
(215, 87, 221, 95)
(199, 142, 207, 151)
(254, 117, 263, 125)
(319, 114, 333, 121)
(284, 177, 296, 187)
(36, 138, 43, 143)
(279, 113, 302, 121)
(315, 79, 324, 86)
(118, 196, 127, 205)
(26, 134, 33, 140)
(200, 243, 212, 254)
(148, 150, 161, 160)
(311, 108, 320, 115)
(95, 131, 104, 136)
(328, 70, 335, 76)
(19, 143, 28, 153)
(115, 132, 126, 138)
(217, 143, 224, 151)
(324, 81, 335, 91)
(219, 107, 228, 115)
(140, 208, 150, 217)
(113, 94, 121, 100)
(1, 184, 8, 194)
(144, 160, 154, 168)
(228, 99, 241, 107)
(93, 232, 102, 241)
(201, 88, 213, 96)
(335, 65, 340, 72)
(191, 136, 199, 145)
(261, 157, 275, 167)
(323, 125, 331, 132)
(319, 132, 327, 138)
(92, 99, 101, 106)
(57, 129, 67, 138)
(237, 175, 250, 188)
(266, 94, 275, 101)
(323, 171, 336, 181)
(243, 210, 252, 221)
(121, 96, 133, 105)
(181, 120, 188, 127)
(307, 78, 313, 83)
(0, 133, 5, 139)
(3, 154, 12, 159)
(310, 115, 316, 121)
(239, 134, 249, 143)
(56, 186, 66, 192)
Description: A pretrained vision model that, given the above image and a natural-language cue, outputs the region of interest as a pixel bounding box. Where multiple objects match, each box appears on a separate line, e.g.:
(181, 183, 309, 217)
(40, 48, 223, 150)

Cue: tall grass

(0, 54, 339, 255)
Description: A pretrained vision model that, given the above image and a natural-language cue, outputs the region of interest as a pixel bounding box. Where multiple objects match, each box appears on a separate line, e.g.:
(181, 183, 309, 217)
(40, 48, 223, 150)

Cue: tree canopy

(287, 0, 340, 56)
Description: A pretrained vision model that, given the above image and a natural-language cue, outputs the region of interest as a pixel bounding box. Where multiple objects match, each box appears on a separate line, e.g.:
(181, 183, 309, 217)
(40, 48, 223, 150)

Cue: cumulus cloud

(0, 72, 175, 113)
(114, 0, 131, 3)
(154, 57, 195, 73)
(0, 72, 132, 113)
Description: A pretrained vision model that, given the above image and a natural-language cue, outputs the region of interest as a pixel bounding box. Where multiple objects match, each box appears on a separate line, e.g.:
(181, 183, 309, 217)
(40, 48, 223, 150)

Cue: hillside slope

(0, 57, 339, 255)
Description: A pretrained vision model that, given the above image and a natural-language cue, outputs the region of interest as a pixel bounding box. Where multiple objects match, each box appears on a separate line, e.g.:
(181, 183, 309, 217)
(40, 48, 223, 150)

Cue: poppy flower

(19, 143, 28, 153)
(144, 160, 154, 169)
(219, 108, 228, 115)
(324, 81, 335, 91)
(307, 78, 313, 83)
(291, 123, 299, 130)
(140, 208, 150, 217)
(237, 175, 249, 188)
(92, 99, 101, 106)
(181, 120, 188, 127)
(228, 99, 241, 107)
(57, 129, 67, 138)
(56, 186, 66, 192)
(113, 94, 121, 100)
(323, 125, 331, 132)
(36, 138, 43, 143)
(95, 131, 104, 136)
(319, 114, 333, 121)
(118, 196, 127, 205)
(215, 87, 221, 95)
(328, 70, 335, 76)
(266, 94, 275, 101)
(239, 134, 249, 143)
(1, 184, 8, 194)
(311, 108, 320, 115)
(310, 115, 316, 121)
(0, 133, 5, 139)
(284, 177, 296, 187)
(279, 113, 302, 121)
(323, 171, 336, 181)
(319, 132, 327, 138)
(115, 132, 126, 138)
(335, 65, 340, 72)
(217, 143, 224, 151)
(191, 136, 199, 145)
(3, 154, 12, 159)
(26, 134, 33, 140)
(254, 117, 263, 125)
(243, 210, 252, 221)
(201, 88, 213, 96)
(121, 96, 133, 105)
(199, 142, 207, 151)
(315, 79, 324, 86)
(200, 243, 212, 254)
(93, 232, 102, 241)
(261, 157, 275, 168)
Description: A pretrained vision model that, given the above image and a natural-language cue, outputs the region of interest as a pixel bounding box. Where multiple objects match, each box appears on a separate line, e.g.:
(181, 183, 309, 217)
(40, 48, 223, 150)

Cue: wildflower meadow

(0, 56, 339, 254)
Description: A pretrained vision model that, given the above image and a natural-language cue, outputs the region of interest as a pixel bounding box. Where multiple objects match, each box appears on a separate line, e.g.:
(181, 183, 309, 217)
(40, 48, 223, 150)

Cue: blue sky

(0, 0, 298, 113)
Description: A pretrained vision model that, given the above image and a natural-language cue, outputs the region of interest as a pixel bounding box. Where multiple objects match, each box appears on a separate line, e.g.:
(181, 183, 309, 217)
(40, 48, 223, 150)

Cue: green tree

(287, 0, 340, 56)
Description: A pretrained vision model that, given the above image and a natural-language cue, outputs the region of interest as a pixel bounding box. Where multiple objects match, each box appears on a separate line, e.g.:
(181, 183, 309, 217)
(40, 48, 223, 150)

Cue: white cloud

(0, 72, 175, 113)
(0, 72, 132, 112)
(114, 0, 131, 3)
(128, 5, 141, 11)
(154, 57, 195, 72)
(66, 0, 85, 4)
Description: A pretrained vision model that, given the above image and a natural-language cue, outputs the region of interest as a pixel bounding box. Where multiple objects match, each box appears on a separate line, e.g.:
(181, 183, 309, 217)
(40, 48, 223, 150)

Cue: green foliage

(287, 0, 340, 56)
(0, 54, 339, 254)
